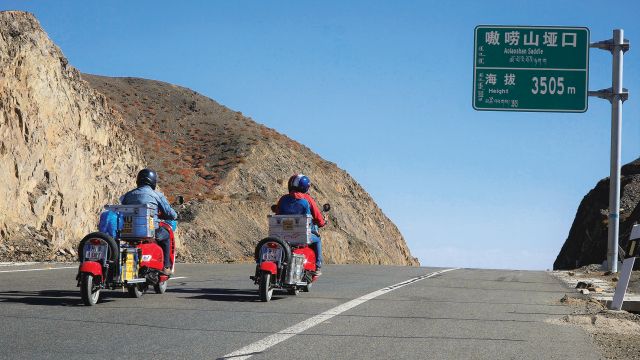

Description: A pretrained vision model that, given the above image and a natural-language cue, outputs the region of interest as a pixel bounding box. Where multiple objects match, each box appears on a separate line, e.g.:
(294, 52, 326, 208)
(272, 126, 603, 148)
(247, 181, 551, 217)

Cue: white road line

(169, 276, 187, 280)
(220, 268, 459, 360)
(0, 262, 39, 267)
(0, 266, 77, 273)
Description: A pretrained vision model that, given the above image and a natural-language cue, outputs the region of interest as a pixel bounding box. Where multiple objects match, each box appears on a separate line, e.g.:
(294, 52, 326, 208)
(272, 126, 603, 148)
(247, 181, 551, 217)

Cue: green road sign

(473, 26, 589, 112)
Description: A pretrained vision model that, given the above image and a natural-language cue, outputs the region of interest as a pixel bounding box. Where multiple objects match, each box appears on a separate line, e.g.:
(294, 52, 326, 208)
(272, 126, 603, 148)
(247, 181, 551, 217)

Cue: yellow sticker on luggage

(123, 216, 133, 232)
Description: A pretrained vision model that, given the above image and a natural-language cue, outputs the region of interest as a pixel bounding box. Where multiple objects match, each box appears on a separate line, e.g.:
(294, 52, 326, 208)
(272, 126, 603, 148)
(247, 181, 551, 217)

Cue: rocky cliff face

(84, 75, 418, 266)
(0, 12, 143, 260)
(0, 11, 418, 266)
(554, 159, 640, 270)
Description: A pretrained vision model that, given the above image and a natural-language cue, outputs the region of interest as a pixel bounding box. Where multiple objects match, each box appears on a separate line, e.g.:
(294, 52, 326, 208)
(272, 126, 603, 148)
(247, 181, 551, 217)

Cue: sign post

(473, 26, 631, 275)
(590, 29, 630, 273)
(473, 26, 589, 112)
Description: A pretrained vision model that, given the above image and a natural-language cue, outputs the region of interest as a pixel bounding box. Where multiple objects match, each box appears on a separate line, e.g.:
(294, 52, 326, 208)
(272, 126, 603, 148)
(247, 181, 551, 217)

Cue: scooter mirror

(322, 203, 331, 212)
(270, 204, 278, 213)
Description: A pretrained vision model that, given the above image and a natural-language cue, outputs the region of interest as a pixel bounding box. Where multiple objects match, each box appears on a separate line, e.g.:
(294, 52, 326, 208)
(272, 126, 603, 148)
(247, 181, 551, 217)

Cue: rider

(276, 174, 326, 275)
(120, 168, 177, 275)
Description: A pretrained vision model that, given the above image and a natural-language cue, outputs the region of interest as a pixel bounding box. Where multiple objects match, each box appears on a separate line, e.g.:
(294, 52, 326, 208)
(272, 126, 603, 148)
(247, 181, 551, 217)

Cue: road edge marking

(0, 266, 77, 273)
(219, 268, 459, 360)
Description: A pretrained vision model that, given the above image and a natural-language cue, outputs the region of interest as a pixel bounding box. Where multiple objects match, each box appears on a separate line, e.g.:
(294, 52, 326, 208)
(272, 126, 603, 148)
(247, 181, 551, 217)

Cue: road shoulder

(551, 267, 640, 359)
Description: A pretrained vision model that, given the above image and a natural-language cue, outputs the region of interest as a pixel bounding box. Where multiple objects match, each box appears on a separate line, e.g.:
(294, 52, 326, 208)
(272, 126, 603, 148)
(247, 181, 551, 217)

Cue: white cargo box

(268, 214, 312, 245)
(105, 204, 157, 239)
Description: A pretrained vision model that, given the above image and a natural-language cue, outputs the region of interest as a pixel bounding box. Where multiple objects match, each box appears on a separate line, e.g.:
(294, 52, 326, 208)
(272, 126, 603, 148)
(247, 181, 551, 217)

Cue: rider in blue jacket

(120, 169, 177, 274)
(277, 174, 325, 275)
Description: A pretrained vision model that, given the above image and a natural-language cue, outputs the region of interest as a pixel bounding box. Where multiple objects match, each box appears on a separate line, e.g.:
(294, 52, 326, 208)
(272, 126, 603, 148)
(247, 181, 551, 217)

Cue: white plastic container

(268, 214, 312, 245)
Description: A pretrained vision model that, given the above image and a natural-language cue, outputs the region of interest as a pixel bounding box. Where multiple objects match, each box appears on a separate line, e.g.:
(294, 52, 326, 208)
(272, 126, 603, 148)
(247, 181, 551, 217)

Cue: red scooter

(251, 203, 330, 301)
(76, 200, 181, 306)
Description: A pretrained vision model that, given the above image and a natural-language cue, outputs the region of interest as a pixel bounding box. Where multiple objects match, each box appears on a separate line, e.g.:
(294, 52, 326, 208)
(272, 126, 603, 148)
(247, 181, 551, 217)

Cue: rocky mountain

(0, 11, 143, 260)
(554, 159, 640, 270)
(0, 11, 418, 266)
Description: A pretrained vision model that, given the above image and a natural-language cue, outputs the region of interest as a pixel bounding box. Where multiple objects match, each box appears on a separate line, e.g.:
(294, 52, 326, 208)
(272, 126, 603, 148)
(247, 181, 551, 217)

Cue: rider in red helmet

(276, 174, 325, 275)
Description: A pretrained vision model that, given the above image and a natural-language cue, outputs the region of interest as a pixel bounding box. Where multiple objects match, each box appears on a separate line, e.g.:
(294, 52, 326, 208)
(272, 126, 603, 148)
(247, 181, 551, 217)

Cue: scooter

(76, 197, 182, 306)
(251, 203, 330, 302)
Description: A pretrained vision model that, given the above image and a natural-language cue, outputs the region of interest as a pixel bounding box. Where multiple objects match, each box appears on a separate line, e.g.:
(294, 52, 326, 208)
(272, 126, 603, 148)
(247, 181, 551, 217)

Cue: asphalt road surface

(0, 263, 600, 359)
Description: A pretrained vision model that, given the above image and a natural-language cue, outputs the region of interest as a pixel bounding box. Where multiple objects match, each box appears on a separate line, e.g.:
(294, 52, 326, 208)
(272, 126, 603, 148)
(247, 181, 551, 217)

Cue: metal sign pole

(589, 29, 630, 273)
(608, 29, 624, 273)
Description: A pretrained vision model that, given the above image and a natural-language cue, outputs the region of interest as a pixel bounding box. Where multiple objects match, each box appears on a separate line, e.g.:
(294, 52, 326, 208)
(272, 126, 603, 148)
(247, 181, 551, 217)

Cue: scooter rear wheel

(77, 232, 118, 263)
(259, 272, 274, 302)
(80, 273, 100, 306)
(254, 237, 292, 265)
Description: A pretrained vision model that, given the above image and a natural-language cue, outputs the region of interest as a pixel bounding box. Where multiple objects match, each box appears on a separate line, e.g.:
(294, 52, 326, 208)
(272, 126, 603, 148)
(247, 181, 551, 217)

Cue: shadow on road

(0, 287, 287, 306)
(169, 287, 286, 302)
(0, 289, 124, 306)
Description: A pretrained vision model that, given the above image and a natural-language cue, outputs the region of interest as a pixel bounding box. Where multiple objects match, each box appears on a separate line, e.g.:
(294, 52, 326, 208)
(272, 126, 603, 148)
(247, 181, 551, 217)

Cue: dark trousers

(156, 226, 171, 268)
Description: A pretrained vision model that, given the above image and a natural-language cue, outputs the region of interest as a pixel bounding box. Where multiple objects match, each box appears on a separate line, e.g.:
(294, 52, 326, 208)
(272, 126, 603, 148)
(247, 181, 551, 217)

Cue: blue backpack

(98, 210, 121, 239)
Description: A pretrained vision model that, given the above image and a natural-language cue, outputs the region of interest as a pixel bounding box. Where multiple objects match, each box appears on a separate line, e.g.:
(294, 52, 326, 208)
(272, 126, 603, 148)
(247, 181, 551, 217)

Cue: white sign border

(472, 25, 590, 113)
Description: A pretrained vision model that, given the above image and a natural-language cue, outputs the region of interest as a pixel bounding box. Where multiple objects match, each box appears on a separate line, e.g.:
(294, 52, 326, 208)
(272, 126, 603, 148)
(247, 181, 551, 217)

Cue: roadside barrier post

(611, 224, 640, 310)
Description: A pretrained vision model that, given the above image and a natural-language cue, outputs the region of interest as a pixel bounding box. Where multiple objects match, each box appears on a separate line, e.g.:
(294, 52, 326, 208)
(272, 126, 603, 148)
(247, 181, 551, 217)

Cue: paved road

(0, 263, 600, 359)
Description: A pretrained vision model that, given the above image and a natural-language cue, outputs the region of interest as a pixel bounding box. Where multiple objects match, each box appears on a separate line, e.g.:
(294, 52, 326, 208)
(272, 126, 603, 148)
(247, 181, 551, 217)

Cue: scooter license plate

(261, 247, 282, 262)
(84, 244, 107, 261)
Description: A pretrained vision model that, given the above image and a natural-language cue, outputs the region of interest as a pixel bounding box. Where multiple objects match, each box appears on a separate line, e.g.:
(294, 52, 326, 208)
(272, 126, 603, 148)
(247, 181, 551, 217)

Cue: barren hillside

(0, 11, 418, 266)
(83, 75, 419, 266)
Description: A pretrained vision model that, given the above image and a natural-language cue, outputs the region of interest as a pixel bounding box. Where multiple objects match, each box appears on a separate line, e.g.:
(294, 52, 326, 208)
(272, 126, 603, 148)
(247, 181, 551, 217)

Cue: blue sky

(5, 1, 640, 269)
